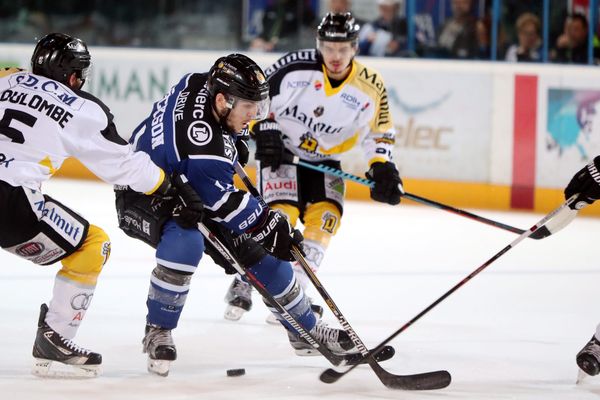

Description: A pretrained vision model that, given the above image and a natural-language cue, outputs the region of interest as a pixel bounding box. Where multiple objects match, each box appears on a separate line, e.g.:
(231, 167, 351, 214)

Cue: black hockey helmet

(207, 54, 269, 102)
(207, 53, 270, 122)
(31, 33, 91, 88)
(317, 12, 360, 43)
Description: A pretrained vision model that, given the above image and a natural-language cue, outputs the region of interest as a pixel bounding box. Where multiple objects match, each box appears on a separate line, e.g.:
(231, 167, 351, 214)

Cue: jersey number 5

(0, 109, 37, 144)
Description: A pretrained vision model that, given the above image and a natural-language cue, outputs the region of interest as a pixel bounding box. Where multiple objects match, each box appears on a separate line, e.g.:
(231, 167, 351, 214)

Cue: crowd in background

(1, 0, 599, 64)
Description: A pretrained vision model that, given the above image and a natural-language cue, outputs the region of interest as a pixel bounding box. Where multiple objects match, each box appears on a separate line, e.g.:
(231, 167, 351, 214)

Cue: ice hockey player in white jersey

(118, 53, 360, 376)
(224, 13, 403, 321)
(0, 33, 203, 378)
(564, 155, 600, 379)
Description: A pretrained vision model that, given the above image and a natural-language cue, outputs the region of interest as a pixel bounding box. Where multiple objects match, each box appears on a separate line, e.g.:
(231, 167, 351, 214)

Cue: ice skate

(143, 324, 177, 377)
(224, 275, 252, 321)
(287, 320, 357, 356)
(576, 336, 600, 383)
(31, 304, 101, 378)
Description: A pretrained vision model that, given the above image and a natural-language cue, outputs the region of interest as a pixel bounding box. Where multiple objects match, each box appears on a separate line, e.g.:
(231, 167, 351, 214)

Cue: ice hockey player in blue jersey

(115, 54, 358, 376)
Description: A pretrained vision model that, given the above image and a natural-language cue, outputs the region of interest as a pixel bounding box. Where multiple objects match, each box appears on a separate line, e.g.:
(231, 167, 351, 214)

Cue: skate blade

(32, 358, 101, 378)
(148, 358, 171, 377)
(294, 348, 322, 356)
(265, 313, 280, 325)
(577, 369, 589, 385)
(224, 305, 247, 321)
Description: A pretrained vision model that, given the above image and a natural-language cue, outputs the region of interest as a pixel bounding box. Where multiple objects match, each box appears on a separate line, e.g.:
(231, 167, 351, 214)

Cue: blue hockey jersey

(130, 73, 264, 234)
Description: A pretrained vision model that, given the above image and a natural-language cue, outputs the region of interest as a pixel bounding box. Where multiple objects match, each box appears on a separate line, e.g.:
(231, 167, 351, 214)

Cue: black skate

(143, 324, 177, 377)
(224, 276, 252, 321)
(32, 303, 101, 378)
(577, 336, 600, 382)
(288, 320, 358, 356)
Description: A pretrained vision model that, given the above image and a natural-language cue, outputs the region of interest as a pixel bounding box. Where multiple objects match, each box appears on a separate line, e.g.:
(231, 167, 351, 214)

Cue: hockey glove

(247, 209, 303, 261)
(565, 156, 600, 210)
(253, 119, 285, 171)
(235, 137, 250, 167)
(366, 161, 403, 205)
(170, 174, 205, 229)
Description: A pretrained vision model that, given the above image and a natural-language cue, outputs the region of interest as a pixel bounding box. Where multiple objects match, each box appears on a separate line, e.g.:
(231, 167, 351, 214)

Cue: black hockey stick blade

(529, 205, 578, 239)
(343, 345, 395, 366)
(320, 367, 451, 390)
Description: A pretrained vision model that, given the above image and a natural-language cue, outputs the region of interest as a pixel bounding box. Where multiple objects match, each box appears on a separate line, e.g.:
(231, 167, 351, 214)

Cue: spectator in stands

(358, 0, 407, 57)
(552, 13, 589, 64)
(505, 12, 541, 62)
(249, 0, 315, 52)
(436, 0, 479, 59)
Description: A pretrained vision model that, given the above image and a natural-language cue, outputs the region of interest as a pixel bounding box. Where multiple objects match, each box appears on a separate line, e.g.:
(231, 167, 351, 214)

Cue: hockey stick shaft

(234, 164, 371, 352)
(320, 195, 578, 382)
(288, 157, 537, 238)
(197, 222, 348, 366)
(235, 162, 451, 389)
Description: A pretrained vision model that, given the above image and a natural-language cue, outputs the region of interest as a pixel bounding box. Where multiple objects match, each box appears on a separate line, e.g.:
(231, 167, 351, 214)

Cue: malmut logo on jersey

(313, 106, 324, 117)
(33, 200, 83, 244)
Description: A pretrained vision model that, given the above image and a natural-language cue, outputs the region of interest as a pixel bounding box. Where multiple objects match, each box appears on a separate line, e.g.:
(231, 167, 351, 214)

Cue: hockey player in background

(117, 53, 359, 376)
(564, 155, 600, 379)
(0, 33, 202, 377)
(224, 12, 403, 321)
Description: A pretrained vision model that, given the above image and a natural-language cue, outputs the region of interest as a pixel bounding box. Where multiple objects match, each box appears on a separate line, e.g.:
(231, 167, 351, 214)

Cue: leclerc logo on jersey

(188, 120, 213, 146)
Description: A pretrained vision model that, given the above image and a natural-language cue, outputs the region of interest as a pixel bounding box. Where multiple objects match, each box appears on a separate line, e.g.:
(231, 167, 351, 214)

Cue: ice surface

(1, 179, 600, 399)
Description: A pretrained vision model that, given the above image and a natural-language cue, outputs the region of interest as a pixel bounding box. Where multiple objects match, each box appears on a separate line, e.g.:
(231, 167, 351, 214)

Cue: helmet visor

(230, 95, 270, 121)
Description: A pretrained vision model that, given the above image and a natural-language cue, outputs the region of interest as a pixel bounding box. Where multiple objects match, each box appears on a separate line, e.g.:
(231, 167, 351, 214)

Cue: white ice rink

(1, 178, 600, 400)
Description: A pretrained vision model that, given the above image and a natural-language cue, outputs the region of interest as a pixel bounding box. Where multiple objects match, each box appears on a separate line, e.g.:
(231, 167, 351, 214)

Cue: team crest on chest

(299, 132, 318, 153)
(313, 106, 324, 117)
(314, 80, 323, 91)
(187, 121, 213, 146)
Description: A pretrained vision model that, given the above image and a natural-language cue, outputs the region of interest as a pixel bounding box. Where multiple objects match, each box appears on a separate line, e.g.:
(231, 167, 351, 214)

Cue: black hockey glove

(565, 156, 600, 210)
(170, 174, 205, 229)
(235, 137, 250, 167)
(253, 119, 285, 171)
(366, 161, 403, 205)
(247, 209, 303, 261)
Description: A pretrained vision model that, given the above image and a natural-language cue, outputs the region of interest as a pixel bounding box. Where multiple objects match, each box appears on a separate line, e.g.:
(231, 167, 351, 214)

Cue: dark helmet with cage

(31, 33, 91, 89)
(207, 53, 270, 123)
(317, 12, 360, 45)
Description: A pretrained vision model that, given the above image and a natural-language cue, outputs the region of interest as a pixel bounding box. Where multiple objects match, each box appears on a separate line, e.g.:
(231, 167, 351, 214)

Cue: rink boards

(2, 45, 600, 215)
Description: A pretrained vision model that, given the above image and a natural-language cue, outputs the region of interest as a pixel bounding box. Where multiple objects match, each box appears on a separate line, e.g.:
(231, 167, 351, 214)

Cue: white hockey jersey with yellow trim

(264, 49, 396, 164)
(0, 68, 162, 193)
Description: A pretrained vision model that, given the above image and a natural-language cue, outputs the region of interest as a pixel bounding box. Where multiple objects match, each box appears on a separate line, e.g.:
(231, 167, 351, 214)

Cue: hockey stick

(234, 162, 451, 390)
(286, 156, 553, 240)
(319, 195, 578, 384)
(198, 221, 354, 367)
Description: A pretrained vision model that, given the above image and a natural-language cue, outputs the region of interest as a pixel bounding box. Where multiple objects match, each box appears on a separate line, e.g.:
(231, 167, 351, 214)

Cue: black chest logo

(187, 121, 213, 146)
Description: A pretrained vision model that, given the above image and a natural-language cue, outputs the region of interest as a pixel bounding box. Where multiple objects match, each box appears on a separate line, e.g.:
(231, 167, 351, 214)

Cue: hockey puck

(226, 368, 246, 377)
